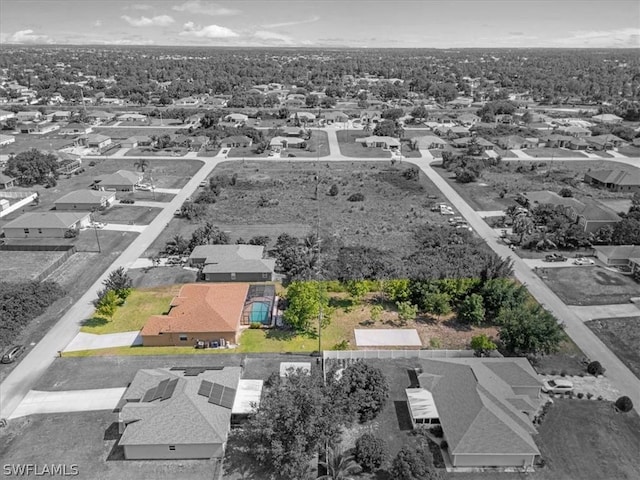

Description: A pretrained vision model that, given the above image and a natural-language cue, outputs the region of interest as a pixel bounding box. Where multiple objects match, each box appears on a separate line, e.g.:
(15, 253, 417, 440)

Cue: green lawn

(80, 286, 179, 334)
(336, 130, 392, 158)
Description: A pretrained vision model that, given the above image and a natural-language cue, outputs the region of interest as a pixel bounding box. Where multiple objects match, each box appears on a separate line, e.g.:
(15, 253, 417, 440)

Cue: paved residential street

(413, 158, 640, 406)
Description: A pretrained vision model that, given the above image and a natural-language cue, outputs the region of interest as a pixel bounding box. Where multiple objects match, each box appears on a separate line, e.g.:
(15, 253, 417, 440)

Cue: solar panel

(141, 387, 156, 402)
(208, 383, 225, 405)
(161, 378, 179, 400)
(220, 387, 236, 409)
(198, 380, 213, 398)
(152, 379, 170, 401)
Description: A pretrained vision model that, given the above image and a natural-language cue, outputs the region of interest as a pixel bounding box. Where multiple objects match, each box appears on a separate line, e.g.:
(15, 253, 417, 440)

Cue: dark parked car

(544, 253, 567, 262)
(1, 345, 25, 364)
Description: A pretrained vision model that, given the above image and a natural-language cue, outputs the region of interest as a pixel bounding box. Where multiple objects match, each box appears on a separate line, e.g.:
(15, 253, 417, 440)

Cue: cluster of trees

(441, 151, 502, 184)
(4, 47, 637, 106)
(3, 149, 59, 186)
(93, 268, 132, 320)
(226, 363, 389, 479)
(0, 280, 65, 347)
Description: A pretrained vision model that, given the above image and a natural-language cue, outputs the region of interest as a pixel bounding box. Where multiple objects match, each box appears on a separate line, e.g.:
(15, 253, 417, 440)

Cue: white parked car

(542, 379, 574, 394)
(573, 257, 595, 266)
(91, 222, 105, 229)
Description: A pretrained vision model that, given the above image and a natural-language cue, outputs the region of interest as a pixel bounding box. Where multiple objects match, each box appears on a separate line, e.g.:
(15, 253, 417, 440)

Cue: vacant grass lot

(0, 133, 74, 154)
(523, 147, 588, 158)
(0, 250, 68, 282)
(336, 130, 392, 158)
(439, 159, 638, 213)
(81, 285, 180, 334)
(540, 266, 640, 305)
(95, 205, 162, 224)
(124, 147, 188, 157)
(586, 316, 640, 379)
(146, 161, 449, 257)
(128, 266, 198, 288)
(535, 399, 640, 480)
(93, 127, 184, 139)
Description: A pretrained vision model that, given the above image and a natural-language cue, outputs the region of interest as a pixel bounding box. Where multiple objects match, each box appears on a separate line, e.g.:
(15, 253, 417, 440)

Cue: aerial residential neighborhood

(0, 1, 639, 480)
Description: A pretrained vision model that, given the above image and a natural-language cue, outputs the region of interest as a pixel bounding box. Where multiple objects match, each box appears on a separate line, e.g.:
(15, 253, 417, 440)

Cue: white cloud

(262, 16, 320, 29)
(106, 38, 156, 45)
(253, 30, 293, 44)
(7, 29, 52, 44)
(121, 15, 175, 27)
(127, 4, 152, 10)
(172, 1, 240, 16)
(179, 22, 238, 38)
(93, 20, 102, 27)
(558, 27, 640, 47)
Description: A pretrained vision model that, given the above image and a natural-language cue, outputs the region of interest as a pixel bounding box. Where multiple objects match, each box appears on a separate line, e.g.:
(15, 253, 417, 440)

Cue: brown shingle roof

(141, 283, 249, 336)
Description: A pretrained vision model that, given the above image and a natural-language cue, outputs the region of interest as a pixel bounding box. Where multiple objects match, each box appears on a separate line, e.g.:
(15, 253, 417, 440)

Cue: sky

(1, 0, 639, 48)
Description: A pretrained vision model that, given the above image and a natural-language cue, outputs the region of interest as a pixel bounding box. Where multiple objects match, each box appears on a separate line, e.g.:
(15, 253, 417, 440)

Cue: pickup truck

(544, 253, 567, 262)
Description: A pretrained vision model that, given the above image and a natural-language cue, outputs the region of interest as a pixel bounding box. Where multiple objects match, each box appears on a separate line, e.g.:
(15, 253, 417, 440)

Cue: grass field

(0, 133, 74, 154)
(523, 147, 588, 158)
(95, 205, 162, 224)
(336, 130, 392, 158)
(92, 127, 186, 139)
(586, 316, 640, 379)
(145, 160, 449, 257)
(124, 147, 188, 157)
(540, 266, 640, 305)
(535, 399, 640, 480)
(0, 250, 68, 282)
(128, 265, 198, 288)
(81, 285, 180, 334)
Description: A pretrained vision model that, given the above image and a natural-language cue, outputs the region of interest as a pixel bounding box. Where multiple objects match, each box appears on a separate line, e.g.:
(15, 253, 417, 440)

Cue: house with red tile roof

(141, 283, 250, 346)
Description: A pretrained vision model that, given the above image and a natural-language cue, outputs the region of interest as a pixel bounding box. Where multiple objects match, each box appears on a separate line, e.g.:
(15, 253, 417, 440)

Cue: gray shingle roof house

(584, 169, 640, 193)
(219, 135, 252, 148)
(93, 170, 142, 191)
(189, 245, 276, 282)
(117, 366, 243, 459)
(54, 189, 116, 210)
(408, 358, 542, 468)
(2, 211, 91, 238)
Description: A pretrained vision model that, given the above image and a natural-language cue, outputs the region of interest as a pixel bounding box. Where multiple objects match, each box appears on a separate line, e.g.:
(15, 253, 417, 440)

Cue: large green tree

(497, 304, 565, 355)
(457, 293, 486, 325)
(4, 149, 59, 186)
(283, 281, 331, 333)
(337, 361, 389, 423)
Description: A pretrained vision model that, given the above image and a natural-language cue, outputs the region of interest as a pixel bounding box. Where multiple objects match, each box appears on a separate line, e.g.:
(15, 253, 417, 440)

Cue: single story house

(86, 110, 116, 123)
(117, 366, 243, 459)
(560, 125, 591, 138)
(584, 169, 640, 193)
(78, 133, 112, 150)
(356, 135, 401, 150)
(519, 190, 621, 233)
(282, 126, 306, 137)
(594, 245, 640, 270)
(59, 122, 93, 135)
(407, 357, 542, 468)
(435, 125, 470, 138)
(284, 98, 305, 108)
(224, 113, 248, 124)
(0, 134, 15, 147)
(456, 113, 480, 126)
(411, 135, 449, 150)
(220, 135, 252, 148)
(451, 136, 495, 151)
(54, 189, 116, 210)
(568, 137, 590, 150)
(16, 111, 42, 122)
(93, 170, 142, 191)
(0, 173, 16, 189)
(17, 122, 60, 134)
(0, 109, 15, 121)
(52, 111, 72, 122)
(2, 211, 91, 238)
(585, 135, 625, 151)
(539, 133, 574, 148)
(323, 111, 349, 124)
(289, 112, 316, 122)
(446, 97, 474, 109)
(269, 136, 306, 150)
(141, 283, 250, 346)
(117, 113, 147, 122)
(189, 244, 276, 282)
(121, 135, 153, 148)
(591, 113, 623, 124)
(494, 135, 538, 150)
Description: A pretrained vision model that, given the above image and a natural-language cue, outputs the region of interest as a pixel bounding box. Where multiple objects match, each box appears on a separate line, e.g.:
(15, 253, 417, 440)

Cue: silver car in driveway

(542, 378, 574, 394)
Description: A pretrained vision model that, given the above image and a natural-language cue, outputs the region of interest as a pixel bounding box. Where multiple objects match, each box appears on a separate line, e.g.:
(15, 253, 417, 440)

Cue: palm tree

(134, 159, 149, 173)
(318, 447, 361, 480)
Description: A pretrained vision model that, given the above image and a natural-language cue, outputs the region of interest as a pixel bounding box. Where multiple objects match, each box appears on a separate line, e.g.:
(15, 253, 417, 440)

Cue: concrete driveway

(102, 224, 147, 233)
(63, 331, 142, 352)
(571, 303, 639, 320)
(9, 388, 126, 419)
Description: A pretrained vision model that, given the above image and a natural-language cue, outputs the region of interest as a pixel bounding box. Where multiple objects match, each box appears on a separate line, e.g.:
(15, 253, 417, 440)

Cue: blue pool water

(249, 302, 270, 324)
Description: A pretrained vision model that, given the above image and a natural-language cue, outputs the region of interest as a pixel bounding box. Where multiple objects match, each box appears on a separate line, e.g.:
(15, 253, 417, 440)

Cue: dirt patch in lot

(539, 266, 640, 305)
(535, 399, 640, 480)
(0, 411, 220, 480)
(586, 316, 640, 379)
(95, 205, 162, 225)
(128, 266, 198, 288)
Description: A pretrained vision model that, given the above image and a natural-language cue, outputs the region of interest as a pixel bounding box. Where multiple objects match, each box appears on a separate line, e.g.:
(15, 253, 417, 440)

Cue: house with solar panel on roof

(116, 366, 262, 459)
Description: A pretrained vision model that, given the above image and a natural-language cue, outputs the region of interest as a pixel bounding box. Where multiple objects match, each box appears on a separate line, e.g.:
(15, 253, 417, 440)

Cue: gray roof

(119, 367, 242, 446)
(417, 358, 541, 457)
(94, 169, 140, 186)
(190, 244, 276, 274)
(2, 211, 89, 229)
(55, 189, 115, 205)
